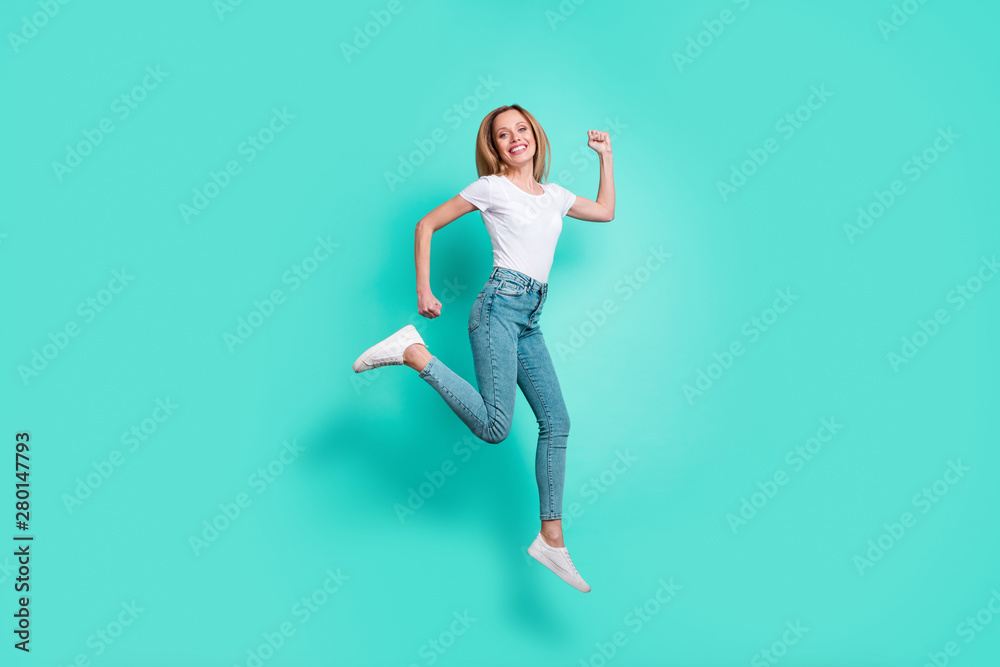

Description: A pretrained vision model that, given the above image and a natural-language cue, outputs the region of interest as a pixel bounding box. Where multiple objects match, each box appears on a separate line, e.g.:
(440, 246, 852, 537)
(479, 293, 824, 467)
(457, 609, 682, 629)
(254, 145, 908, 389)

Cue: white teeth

(510, 145, 526, 154)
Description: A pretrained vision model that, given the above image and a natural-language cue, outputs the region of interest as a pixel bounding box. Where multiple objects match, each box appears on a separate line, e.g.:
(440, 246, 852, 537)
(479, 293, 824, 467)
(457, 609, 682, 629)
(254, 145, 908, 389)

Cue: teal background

(2, 0, 998, 665)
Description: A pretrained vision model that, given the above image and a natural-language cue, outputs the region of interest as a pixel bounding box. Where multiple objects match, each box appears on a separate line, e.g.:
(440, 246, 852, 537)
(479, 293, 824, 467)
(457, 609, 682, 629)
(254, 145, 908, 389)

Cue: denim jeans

(418, 267, 570, 520)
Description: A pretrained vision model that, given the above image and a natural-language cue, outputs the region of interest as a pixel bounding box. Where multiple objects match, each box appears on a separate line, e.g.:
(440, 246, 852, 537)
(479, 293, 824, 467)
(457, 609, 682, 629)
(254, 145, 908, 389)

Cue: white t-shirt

(459, 174, 577, 284)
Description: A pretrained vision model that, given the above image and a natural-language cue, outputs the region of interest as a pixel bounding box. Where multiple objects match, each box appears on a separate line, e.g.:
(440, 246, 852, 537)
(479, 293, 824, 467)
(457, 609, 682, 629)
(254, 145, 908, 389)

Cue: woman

(353, 104, 614, 593)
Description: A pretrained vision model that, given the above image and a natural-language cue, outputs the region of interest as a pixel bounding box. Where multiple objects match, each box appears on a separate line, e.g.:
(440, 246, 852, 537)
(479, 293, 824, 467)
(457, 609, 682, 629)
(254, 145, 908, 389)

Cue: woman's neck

(503, 166, 539, 191)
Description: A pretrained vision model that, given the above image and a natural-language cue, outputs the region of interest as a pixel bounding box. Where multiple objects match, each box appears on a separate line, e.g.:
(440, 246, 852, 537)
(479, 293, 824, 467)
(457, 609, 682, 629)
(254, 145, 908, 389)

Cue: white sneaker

(352, 324, 428, 373)
(527, 533, 591, 593)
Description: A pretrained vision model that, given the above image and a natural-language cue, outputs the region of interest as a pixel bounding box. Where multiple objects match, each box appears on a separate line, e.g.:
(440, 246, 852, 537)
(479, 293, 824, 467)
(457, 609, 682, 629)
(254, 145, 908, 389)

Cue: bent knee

(481, 421, 512, 444)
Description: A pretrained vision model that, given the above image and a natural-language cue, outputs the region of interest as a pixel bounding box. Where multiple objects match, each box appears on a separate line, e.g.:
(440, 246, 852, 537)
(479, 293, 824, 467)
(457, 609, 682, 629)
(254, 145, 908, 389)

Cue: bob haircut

(473, 104, 552, 183)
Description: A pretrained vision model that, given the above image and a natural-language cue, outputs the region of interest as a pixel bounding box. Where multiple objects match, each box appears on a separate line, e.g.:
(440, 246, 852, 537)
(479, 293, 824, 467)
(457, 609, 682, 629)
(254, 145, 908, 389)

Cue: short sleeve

(459, 176, 492, 212)
(548, 183, 577, 217)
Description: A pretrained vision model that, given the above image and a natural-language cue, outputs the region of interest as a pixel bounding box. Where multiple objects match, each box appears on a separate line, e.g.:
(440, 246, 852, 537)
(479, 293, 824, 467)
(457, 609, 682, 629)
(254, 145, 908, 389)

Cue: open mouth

(509, 144, 527, 155)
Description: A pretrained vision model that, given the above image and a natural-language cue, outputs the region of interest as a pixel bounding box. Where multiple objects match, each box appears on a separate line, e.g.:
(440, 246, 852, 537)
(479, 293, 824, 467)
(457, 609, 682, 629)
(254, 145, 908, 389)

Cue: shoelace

(563, 552, 582, 577)
(543, 539, 583, 578)
(369, 343, 429, 368)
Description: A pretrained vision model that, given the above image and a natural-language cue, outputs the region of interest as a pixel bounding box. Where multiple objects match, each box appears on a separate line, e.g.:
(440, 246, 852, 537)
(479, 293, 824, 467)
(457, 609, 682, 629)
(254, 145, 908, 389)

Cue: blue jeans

(418, 267, 570, 520)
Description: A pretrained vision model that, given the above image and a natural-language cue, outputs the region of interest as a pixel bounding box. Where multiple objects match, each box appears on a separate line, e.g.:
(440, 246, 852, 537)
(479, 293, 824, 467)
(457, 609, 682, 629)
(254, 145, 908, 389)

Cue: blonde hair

(473, 104, 552, 182)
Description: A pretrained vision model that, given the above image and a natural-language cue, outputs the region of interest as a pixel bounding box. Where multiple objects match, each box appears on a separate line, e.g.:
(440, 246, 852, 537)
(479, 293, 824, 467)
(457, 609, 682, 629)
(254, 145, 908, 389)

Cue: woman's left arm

(566, 130, 614, 222)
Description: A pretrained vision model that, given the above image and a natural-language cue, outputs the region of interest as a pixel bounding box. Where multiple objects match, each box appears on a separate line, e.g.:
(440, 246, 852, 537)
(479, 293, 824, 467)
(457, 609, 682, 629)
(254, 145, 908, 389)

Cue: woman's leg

(403, 343, 432, 371)
(412, 288, 524, 444)
(515, 327, 571, 546)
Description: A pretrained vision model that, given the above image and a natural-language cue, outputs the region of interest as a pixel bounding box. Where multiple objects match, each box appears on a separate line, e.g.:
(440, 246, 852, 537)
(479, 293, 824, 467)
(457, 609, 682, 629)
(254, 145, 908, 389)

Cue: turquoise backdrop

(2, 0, 998, 665)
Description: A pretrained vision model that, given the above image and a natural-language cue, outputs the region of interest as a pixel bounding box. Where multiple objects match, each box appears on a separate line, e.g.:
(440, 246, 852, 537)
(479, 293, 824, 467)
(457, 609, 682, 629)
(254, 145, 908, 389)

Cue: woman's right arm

(415, 194, 477, 318)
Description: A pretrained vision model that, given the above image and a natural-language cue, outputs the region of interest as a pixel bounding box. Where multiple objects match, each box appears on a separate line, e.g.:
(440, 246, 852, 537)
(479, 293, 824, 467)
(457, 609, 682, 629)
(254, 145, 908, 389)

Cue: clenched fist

(587, 130, 611, 156)
(418, 289, 441, 318)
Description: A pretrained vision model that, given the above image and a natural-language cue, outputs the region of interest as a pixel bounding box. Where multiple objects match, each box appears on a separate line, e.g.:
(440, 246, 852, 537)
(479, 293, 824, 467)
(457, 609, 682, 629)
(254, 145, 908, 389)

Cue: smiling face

(492, 109, 535, 171)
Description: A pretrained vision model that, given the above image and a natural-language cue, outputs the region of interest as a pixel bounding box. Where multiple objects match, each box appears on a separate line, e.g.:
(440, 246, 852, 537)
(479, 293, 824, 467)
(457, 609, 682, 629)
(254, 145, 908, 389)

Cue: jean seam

(486, 292, 500, 441)
(468, 293, 484, 334)
(518, 348, 556, 519)
(524, 293, 544, 333)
